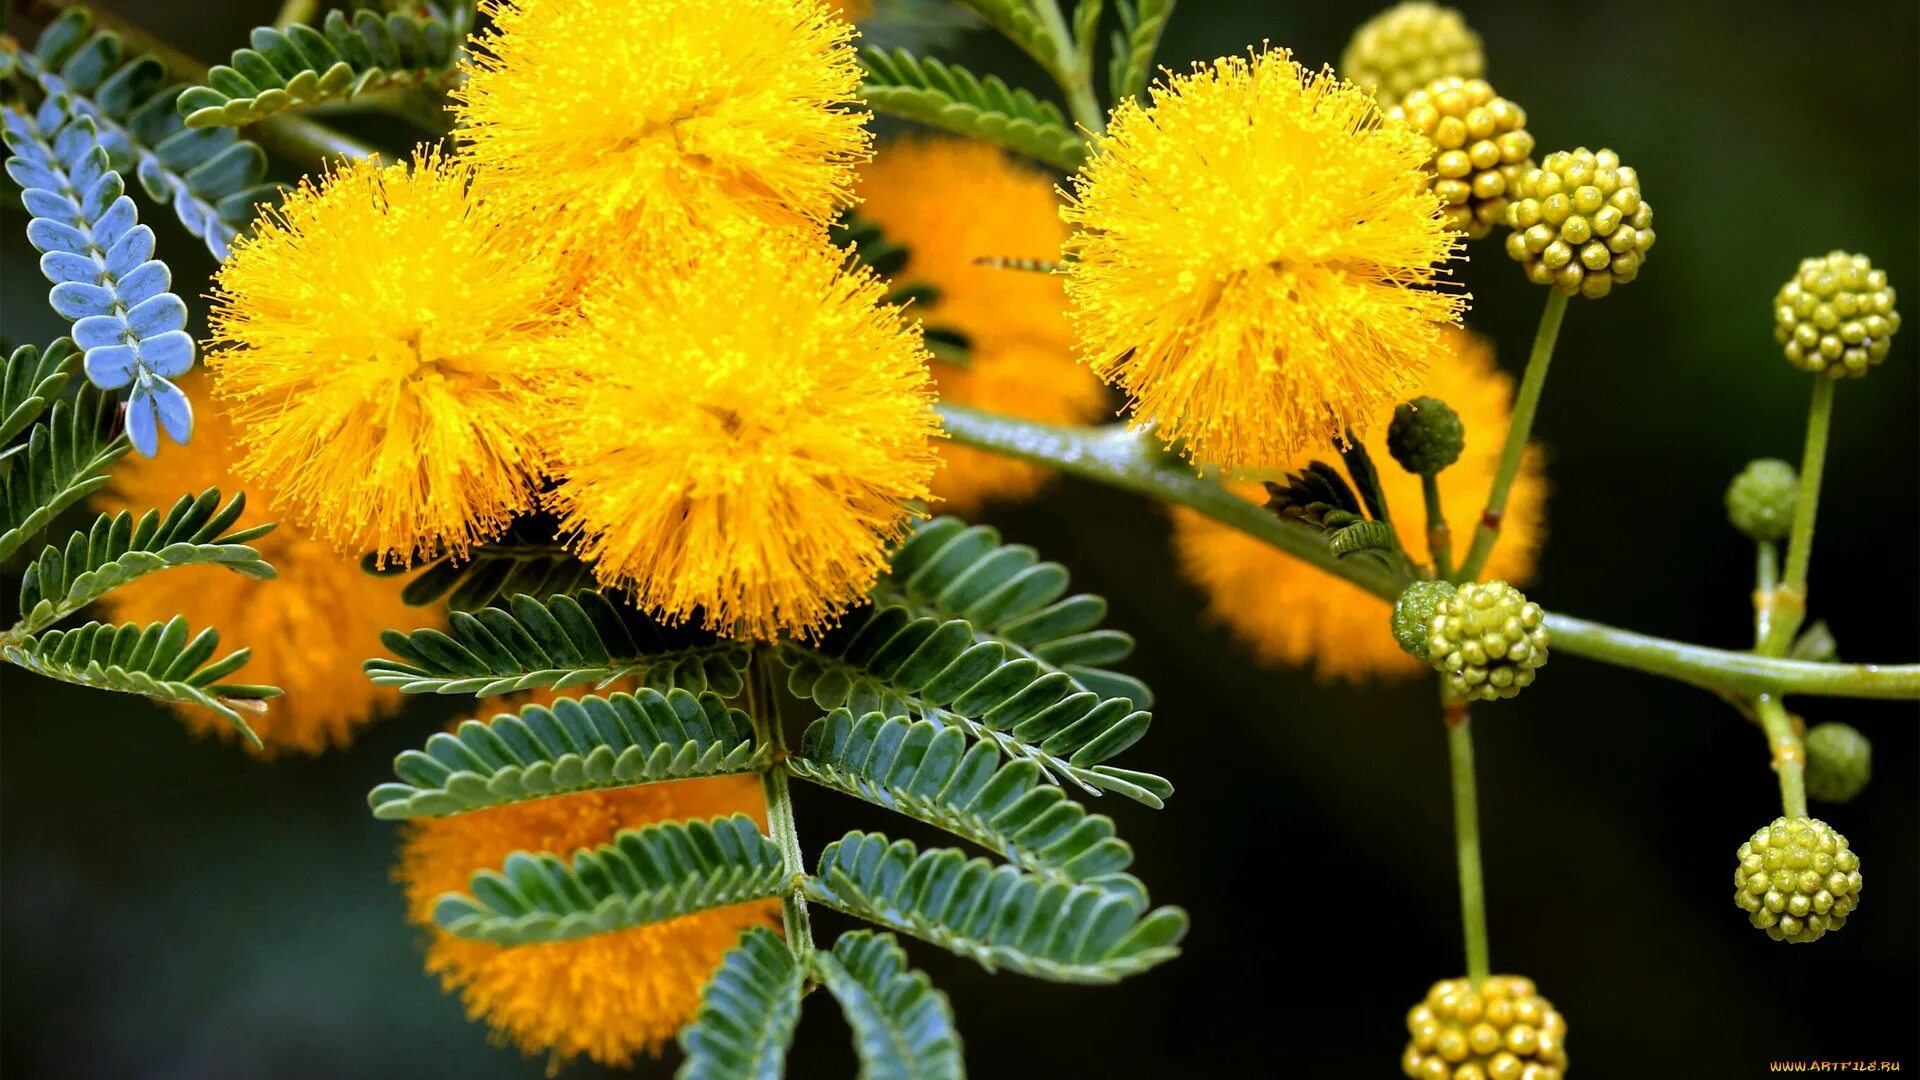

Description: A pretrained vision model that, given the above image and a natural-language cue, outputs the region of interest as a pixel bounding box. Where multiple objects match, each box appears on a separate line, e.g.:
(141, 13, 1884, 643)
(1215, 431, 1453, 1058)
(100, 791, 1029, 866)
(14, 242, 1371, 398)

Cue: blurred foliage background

(3, 0, 1915, 1075)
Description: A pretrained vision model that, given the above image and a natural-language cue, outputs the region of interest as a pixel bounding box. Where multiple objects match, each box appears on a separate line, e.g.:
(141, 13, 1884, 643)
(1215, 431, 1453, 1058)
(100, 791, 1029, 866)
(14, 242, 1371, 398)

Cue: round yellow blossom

(1063, 49, 1465, 470)
(398, 774, 778, 1069)
(1172, 330, 1546, 681)
(208, 149, 569, 566)
(93, 385, 430, 755)
(454, 0, 868, 253)
(541, 227, 940, 641)
(858, 137, 1107, 513)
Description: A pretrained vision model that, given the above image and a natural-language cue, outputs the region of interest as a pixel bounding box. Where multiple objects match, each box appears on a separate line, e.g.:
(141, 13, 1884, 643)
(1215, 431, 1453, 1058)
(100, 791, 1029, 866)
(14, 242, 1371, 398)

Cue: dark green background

(4, 1, 1915, 1076)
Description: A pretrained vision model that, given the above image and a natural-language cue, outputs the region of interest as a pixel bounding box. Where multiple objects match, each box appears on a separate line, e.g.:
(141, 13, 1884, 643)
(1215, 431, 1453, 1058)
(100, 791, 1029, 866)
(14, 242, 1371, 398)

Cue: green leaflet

(676, 927, 806, 1080)
(859, 48, 1086, 173)
(813, 931, 964, 1080)
(0, 384, 126, 564)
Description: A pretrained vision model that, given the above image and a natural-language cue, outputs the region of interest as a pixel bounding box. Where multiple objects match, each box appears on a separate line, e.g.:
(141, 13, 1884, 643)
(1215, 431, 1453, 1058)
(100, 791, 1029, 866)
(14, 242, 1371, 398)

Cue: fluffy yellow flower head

(542, 228, 940, 640)
(455, 0, 869, 251)
(207, 149, 567, 566)
(1173, 330, 1546, 681)
(93, 386, 430, 755)
(858, 137, 1107, 513)
(398, 774, 777, 1069)
(1063, 49, 1465, 469)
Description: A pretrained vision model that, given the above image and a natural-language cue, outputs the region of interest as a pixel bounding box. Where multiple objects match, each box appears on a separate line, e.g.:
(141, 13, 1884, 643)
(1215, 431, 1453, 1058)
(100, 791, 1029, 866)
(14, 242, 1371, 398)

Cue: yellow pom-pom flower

(398, 774, 778, 1069)
(541, 228, 940, 641)
(207, 149, 568, 566)
(858, 137, 1107, 513)
(1172, 330, 1546, 680)
(454, 0, 868, 252)
(1063, 49, 1465, 469)
(93, 385, 430, 755)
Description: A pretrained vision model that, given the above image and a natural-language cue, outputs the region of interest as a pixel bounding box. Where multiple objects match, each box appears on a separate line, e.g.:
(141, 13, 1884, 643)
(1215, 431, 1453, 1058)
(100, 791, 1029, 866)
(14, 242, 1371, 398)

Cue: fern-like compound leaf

(2, 96, 197, 455)
(789, 710, 1136, 884)
(675, 927, 805, 1080)
(808, 831, 1187, 984)
(13, 489, 274, 636)
(876, 516, 1151, 707)
(1108, 0, 1175, 104)
(813, 931, 965, 1080)
(368, 689, 769, 820)
(364, 514, 597, 611)
(176, 5, 468, 128)
(11, 9, 278, 258)
(946, 0, 1061, 76)
(858, 48, 1085, 172)
(0, 385, 125, 563)
(432, 814, 787, 946)
(0, 616, 275, 742)
(364, 590, 752, 698)
(0, 340, 77, 447)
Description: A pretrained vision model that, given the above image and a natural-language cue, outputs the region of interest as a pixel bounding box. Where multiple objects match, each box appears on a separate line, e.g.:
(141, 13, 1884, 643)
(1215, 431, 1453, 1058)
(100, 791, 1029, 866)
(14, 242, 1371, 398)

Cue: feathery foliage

(946, 0, 1060, 76)
(0, 382, 124, 563)
(813, 931, 965, 1080)
(0, 340, 76, 447)
(675, 927, 806, 1080)
(363, 515, 598, 611)
(1108, 0, 1175, 104)
(858, 48, 1085, 172)
(368, 689, 769, 820)
(177, 5, 468, 128)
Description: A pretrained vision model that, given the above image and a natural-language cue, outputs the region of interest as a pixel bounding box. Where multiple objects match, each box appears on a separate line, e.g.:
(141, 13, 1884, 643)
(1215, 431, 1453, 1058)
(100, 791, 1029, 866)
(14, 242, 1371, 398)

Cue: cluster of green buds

(1732, 816, 1864, 943)
(1723, 458, 1799, 542)
(1425, 581, 1548, 701)
(1402, 975, 1568, 1080)
(1388, 396, 1466, 475)
(1803, 722, 1872, 803)
(1504, 148, 1656, 298)
(1391, 78, 1535, 238)
(1773, 251, 1902, 378)
(1341, 1, 1484, 107)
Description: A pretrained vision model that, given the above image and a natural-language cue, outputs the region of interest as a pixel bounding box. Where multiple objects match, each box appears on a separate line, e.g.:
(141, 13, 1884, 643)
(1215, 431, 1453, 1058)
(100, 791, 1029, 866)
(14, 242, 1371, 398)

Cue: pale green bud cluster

(1341, 1, 1484, 108)
(1402, 975, 1568, 1080)
(1391, 78, 1534, 239)
(1723, 458, 1798, 542)
(1504, 148, 1655, 298)
(1387, 396, 1466, 475)
(1392, 580, 1457, 658)
(1427, 580, 1548, 701)
(1804, 723, 1872, 803)
(1733, 816, 1863, 943)
(1773, 251, 1901, 379)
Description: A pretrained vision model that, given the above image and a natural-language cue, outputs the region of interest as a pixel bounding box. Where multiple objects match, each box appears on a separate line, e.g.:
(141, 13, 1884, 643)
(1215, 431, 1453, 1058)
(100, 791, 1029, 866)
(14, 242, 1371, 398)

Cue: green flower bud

(1773, 251, 1901, 379)
(1427, 580, 1547, 701)
(1392, 580, 1457, 658)
(1402, 974, 1569, 1080)
(1504, 148, 1655, 298)
(1804, 723, 1871, 803)
(1732, 816, 1862, 943)
(1724, 458, 1798, 542)
(1390, 78, 1534, 239)
(1341, 1, 1484, 108)
(1387, 396, 1465, 475)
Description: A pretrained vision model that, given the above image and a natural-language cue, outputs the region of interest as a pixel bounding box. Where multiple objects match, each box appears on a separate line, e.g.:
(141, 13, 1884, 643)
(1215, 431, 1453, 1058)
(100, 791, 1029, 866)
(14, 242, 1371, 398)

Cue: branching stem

(1759, 376, 1835, 656)
(1422, 473, 1453, 579)
(1753, 694, 1808, 818)
(1035, 0, 1107, 135)
(748, 652, 815, 960)
(1456, 289, 1568, 582)
(1444, 701, 1489, 987)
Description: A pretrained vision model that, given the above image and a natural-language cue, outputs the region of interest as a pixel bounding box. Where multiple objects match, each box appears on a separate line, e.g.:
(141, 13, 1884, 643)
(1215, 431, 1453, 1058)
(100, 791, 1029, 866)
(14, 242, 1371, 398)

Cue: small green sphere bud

(1505, 148, 1654, 297)
(1390, 78, 1535, 238)
(1724, 458, 1798, 542)
(1773, 251, 1901, 378)
(1393, 580, 1457, 659)
(1733, 816, 1862, 942)
(1427, 580, 1548, 701)
(1402, 974, 1569, 1080)
(1387, 396, 1466, 475)
(1341, 1, 1484, 108)
(1804, 723, 1872, 803)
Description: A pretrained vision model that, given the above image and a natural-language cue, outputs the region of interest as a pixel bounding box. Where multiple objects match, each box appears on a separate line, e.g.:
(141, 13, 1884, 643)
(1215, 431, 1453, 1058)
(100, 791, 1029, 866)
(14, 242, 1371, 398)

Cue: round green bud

(1723, 458, 1798, 542)
(1427, 580, 1547, 701)
(1390, 78, 1534, 239)
(1803, 723, 1871, 803)
(1387, 396, 1466, 475)
(1402, 974, 1569, 1080)
(1733, 816, 1862, 942)
(1773, 251, 1901, 379)
(1392, 580, 1457, 658)
(1341, 1, 1484, 108)
(1504, 148, 1654, 298)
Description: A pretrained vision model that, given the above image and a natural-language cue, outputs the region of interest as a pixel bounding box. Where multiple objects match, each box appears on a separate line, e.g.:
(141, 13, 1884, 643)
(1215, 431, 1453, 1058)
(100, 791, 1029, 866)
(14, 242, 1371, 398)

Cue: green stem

(936, 403, 1920, 701)
(1760, 376, 1835, 656)
(1034, 0, 1106, 134)
(1752, 541, 1778, 650)
(1445, 703, 1490, 986)
(1422, 473, 1453, 579)
(1752, 695, 1808, 817)
(748, 652, 814, 959)
(1456, 289, 1570, 583)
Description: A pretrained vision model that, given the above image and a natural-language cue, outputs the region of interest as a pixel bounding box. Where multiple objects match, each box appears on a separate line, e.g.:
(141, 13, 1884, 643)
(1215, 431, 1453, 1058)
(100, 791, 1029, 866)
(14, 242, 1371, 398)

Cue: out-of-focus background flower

(3, 1, 1914, 1075)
